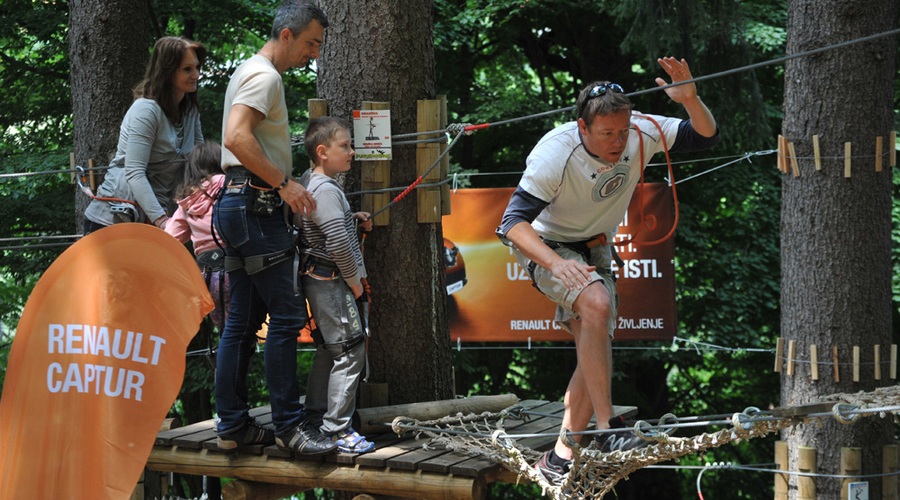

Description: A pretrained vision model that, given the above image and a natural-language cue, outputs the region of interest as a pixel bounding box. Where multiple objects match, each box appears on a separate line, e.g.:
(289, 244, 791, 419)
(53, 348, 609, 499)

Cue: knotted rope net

(391, 386, 900, 499)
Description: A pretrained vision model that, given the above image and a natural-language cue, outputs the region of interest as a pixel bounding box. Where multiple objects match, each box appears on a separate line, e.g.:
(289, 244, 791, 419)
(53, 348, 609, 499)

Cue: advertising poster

(442, 184, 676, 342)
(0, 224, 213, 499)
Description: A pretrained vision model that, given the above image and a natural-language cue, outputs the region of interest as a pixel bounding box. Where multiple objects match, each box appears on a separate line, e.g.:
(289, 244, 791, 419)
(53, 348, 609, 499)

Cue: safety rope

(365, 130, 465, 221)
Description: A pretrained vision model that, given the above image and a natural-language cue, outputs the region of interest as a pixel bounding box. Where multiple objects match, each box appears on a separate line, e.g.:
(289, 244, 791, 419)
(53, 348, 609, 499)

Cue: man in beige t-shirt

(213, 0, 336, 456)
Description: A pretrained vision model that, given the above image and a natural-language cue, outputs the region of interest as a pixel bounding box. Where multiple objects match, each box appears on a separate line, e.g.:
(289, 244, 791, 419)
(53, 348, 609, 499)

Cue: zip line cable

(0, 147, 775, 251)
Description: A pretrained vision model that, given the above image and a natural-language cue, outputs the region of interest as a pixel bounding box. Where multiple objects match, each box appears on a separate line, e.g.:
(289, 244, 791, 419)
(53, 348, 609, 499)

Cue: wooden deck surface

(148, 399, 637, 499)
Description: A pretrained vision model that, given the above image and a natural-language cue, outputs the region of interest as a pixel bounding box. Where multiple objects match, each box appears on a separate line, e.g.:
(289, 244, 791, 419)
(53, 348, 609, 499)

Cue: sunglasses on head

(588, 83, 625, 98)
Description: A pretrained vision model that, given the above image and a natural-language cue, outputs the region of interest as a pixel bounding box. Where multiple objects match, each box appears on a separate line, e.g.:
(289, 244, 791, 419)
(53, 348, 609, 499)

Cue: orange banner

(0, 224, 213, 499)
(443, 184, 676, 342)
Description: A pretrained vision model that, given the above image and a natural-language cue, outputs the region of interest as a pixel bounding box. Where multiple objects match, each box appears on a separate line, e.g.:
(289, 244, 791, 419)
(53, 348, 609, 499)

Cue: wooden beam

(812, 135, 822, 171)
(774, 441, 788, 500)
(844, 142, 852, 178)
(358, 394, 519, 435)
(147, 448, 484, 500)
(416, 99, 442, 223)
(788, 142, 800, 177)
(798, 446, 817, 499)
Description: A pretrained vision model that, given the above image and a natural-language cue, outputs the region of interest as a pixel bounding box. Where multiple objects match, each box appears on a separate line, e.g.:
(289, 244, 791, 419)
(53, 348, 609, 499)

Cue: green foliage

(0, 0, 71, 154)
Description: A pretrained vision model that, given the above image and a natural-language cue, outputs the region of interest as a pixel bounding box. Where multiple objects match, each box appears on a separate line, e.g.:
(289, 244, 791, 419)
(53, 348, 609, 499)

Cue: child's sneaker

(533, 450, 571, 486)
(594, 415, 650, 453)
(216, 417, 275, 450)
(331, 427, 374, 453)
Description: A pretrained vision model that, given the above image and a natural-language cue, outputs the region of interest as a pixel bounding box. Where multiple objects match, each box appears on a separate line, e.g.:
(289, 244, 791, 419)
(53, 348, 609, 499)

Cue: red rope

(614, 115, 679, 247)
(391, 175, 424, 203)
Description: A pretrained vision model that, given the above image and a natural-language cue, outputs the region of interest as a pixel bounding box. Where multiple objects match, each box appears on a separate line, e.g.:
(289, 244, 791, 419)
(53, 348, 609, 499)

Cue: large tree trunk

(317, 1, 453, 404)
(69, 0, 151, 232)
(781, 1, 897, 498)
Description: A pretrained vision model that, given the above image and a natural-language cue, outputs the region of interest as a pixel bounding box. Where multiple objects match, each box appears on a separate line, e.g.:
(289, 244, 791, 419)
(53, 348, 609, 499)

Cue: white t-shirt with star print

(519, 112, 680, 243)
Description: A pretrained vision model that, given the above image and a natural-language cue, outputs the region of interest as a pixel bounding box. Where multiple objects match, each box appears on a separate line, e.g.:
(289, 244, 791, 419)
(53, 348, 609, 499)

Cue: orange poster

(443, 184, 676, 342)
(0, 224, 213, 499)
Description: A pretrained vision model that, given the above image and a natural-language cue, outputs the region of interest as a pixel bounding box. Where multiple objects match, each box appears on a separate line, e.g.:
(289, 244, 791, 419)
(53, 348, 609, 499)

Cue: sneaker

(331, 427, 375, 454)
(533, 450, 571, 486)
(276, 420, 338, 456)
(216, 417, 275, 450)
(594, 415, 650, 453)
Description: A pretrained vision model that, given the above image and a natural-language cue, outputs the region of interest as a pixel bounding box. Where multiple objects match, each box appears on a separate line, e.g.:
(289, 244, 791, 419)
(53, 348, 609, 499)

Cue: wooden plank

(418, 449, 482, 475)
(155, 420, 214, 446)
(382, 399, 555, 474)
(386, 446, 457, 472)
(326, 432, 405, 466)
(147, 447, 481, 500)
(443, 403, 642, 478)
(184, 429, 220, 451)
(450, 456, 500, 478)
(419, 404, 563, 475)
(354, 435, 429, 468)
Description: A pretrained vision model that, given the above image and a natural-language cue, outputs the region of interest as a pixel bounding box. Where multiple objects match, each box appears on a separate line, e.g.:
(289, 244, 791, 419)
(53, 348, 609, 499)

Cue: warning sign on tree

(352, 109, 392, 160)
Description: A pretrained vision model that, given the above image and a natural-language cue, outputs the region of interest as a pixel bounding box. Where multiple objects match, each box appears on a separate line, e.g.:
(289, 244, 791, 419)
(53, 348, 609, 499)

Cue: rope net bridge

(390, 386, 900, 499)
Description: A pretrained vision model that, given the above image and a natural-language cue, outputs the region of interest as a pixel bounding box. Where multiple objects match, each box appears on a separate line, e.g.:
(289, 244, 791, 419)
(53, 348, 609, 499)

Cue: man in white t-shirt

(497, 57, 720, 485)
(213, 0, 336, 456)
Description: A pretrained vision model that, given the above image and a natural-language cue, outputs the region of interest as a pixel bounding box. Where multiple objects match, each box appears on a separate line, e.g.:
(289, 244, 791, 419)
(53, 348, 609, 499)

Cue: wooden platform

(148, 399, 637, 500)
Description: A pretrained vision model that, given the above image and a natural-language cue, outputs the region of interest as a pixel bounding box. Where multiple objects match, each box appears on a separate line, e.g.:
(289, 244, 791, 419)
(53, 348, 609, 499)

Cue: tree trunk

(69, 0, 151, 232)
(781, 1, 897, 498)
(317, 1, 453, 404)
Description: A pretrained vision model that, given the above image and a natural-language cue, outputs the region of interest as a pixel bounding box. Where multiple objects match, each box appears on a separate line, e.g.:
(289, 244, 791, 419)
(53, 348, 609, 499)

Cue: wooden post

(884, 444, 898, 500)
(416, 99, 442, 223)
(439, 95, 451, 216)
(778, 135, 787, 173)
(853, 346, 860, 382)
(833, 346, 841, 382)
(810, 344, 819, 381)
(788, 142, 800, 177)
(891, 344, 897, 380)
(774, 441, 788, 500)
(787, 340, 796, 376)
(70, 152, 76, 184)
(308, 99, 328, 170)
(88, 158, 97, 192)
(774, 337, 784, 373)
(361, 101, 392, 226)
(840, 447, 861, 500)
(798, 446, 817, 500)
(844, 142, 852, 178)
(876, 136, 884, 172)
(813, 135, 822, 171)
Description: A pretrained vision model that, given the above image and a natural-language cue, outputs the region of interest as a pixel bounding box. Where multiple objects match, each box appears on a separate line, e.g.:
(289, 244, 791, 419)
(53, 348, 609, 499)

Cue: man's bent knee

(573, 282, 613, 316)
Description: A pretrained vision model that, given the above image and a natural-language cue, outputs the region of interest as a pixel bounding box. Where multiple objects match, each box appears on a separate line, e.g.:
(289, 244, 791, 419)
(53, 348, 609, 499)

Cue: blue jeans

(213, 188, 306, 437)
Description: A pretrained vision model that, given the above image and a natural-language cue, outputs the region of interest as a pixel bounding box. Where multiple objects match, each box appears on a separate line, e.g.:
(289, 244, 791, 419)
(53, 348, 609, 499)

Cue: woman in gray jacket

(83, 36, 206, 234)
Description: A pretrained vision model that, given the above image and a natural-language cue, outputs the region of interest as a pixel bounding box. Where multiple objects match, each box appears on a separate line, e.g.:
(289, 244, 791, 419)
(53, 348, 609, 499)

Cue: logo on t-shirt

(592, 165, 630, 201)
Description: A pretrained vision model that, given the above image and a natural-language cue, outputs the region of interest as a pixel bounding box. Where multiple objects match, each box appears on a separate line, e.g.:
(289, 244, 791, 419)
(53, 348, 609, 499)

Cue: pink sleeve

(164, 206, 191, 244)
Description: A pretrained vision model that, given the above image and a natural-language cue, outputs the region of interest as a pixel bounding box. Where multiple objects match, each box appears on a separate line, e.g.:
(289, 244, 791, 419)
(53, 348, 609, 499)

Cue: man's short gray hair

(271, 0, 329, 39)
